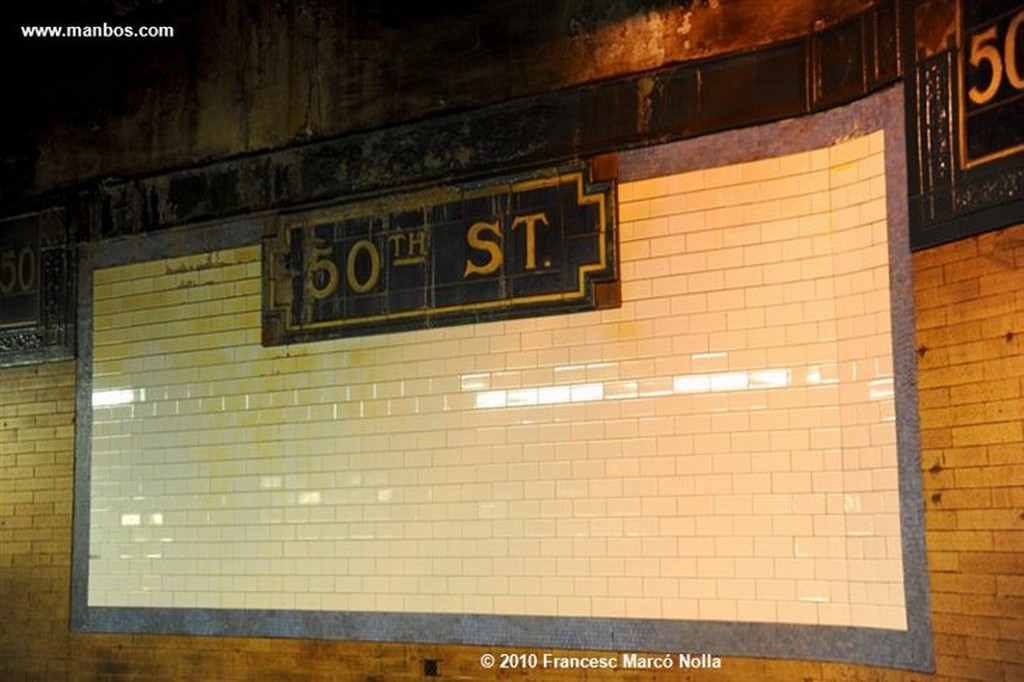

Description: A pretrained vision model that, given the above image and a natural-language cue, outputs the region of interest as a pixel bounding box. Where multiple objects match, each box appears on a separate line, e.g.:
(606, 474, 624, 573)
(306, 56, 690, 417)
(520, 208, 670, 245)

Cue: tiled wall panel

(88, 132, 905, 629)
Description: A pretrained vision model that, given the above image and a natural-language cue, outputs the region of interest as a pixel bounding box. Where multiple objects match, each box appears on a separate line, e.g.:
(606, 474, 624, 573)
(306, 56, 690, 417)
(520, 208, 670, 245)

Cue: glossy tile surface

(88, 132, 905, 629)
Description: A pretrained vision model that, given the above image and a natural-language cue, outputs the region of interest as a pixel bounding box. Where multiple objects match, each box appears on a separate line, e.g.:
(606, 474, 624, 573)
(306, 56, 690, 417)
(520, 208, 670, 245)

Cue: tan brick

(948, 293, 1020, 325)
(3, 456, 36, 473)
(951, 467, 990, 489)
(930, 573, 997, 596)
(932, 612, 999, 638)
(913, 237, 978, 269)
(951, 339, 1021, 368)
(951, 399, 1024, 427)
(963, 635, 1024, 664)
(913, 264, 945, 290)
(14, 452, 54, 468)
(985, 466, 1024, 487)
(957, 509, 1024, 530)
(918, 362, 986, 390)
(928, 487, 992, 509)
(939, 279, 983, 306)
(992, 487, 1024, 507)
(999, 617, 1024, 642)
(950, 421, 1024, 448)
(990, 443, 1024, 465)
(937, 446, 988, 469)
(930, 590, 964, 614)
(920, 427, 954, 450)
(15, 401, 56, 417)
(927, 550, 960, 572)
(925, 509, 957, 529)
(934, 653, 1005, 681)
(979, 268, 1024, 297)
(949, 377, 1022, 405)
(982, 359, 1024, 385)
(13, 502, 53, 517)
(959, 551, 1024, 575)
(927, 529, 994, 552)
(996, 575, 1024, 598)
(942, 259, 983, 284)
(917, 324, 983, 354)
(0, 415, 39, 430)
(758, 659, 824, 680)
(32, 404, 74, 423)
(15, 426, 56, 442)
(915, 306, 948, 330)
(917, 387, 950, 409)
(962, 593, 1024, 618)
(14, 477, 57, 492)
(932, 632, 967, 658)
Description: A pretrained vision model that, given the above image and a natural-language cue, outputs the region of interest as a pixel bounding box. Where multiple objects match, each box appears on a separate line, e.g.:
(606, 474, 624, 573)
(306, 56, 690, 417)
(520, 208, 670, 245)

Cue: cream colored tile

(88, 134, 903, 629)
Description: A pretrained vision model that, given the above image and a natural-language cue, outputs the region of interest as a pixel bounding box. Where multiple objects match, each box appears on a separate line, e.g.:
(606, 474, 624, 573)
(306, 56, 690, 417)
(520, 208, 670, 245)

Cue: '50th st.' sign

(262, 168, 618, 344)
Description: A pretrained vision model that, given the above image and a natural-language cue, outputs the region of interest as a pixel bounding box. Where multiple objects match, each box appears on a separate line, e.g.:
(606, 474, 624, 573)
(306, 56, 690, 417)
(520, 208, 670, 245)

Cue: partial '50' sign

(0, 224, 40, 329)
(962, 4, 1024, 166)
(0, 246, 37, 295)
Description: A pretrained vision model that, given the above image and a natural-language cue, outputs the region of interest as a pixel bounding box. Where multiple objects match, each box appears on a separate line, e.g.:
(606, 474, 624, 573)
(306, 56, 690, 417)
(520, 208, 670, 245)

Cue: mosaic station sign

(262, 168, 618, 344)
(0, 211, 75, 366)
(960, 3, 1024, 166)
(0, 218, 40, 330)
(908, 0, 1024, 248)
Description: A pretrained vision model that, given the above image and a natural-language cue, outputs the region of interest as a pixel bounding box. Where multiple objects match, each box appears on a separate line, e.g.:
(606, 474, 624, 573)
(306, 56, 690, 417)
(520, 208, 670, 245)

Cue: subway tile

(683, 226, 722, 253)
(739, 156, 782, 182)
(86, 133, 904, 625)
(619, 200, 651, 222)
(628, 176, 671, 200)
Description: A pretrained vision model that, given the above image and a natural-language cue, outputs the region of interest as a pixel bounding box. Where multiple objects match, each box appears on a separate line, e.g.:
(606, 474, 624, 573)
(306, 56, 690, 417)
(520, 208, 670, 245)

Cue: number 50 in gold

(306, 236, 383, 300)
(968, 10, 1024, 106)
(0, 247, 36, 295)
(307, 238, 339, 300)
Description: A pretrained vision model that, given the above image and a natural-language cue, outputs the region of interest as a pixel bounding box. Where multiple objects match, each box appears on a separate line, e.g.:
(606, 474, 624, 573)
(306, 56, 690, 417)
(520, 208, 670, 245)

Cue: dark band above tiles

(37, 1, 902, 242)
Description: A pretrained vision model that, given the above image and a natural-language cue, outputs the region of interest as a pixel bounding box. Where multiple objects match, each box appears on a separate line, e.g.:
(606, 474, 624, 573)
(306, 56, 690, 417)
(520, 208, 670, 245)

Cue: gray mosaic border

(71, 86, 932, 671)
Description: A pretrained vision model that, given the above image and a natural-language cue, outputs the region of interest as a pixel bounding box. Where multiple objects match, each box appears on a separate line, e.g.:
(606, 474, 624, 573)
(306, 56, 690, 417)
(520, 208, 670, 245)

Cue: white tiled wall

(89, 131, 906, 629)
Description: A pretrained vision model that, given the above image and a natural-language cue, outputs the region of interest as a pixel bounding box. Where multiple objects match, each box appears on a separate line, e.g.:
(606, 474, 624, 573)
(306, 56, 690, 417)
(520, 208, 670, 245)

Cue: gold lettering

(0, 250, 17, 294)
(969, 26, 1003, 105)
(408, 229, 428, 260)
(387, 233, 407, 258)
(392, 229, 428, 266)
(1006, 11, 1024, 90)
(464, 221, 503, 277)
(346, 239, 381, 293)
(511, 212, 549, 270)
(308, 238, 339, 300)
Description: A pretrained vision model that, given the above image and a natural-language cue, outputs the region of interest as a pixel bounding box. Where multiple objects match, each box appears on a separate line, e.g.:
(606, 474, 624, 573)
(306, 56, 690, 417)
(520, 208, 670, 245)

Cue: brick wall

(914, 224, 1024, 681)
(0, 360, 75, 680)
(2, 229, 1023, 681)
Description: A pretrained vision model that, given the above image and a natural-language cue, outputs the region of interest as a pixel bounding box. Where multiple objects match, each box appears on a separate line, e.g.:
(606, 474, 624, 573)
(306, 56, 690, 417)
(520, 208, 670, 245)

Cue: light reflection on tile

(88, 132, 905, 630)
